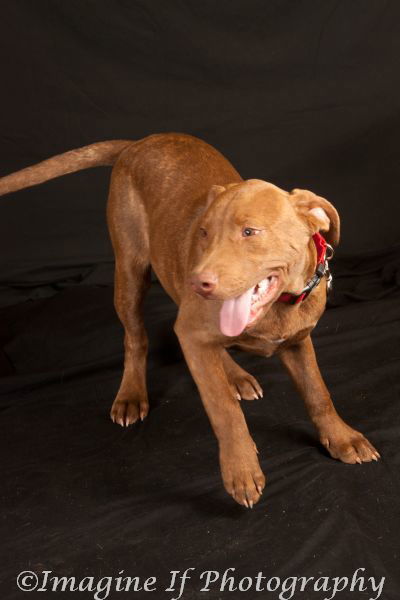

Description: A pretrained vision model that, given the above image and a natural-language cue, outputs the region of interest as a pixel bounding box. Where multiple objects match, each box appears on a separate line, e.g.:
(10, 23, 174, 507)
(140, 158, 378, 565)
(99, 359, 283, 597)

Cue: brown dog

(0, 133, 380, 507)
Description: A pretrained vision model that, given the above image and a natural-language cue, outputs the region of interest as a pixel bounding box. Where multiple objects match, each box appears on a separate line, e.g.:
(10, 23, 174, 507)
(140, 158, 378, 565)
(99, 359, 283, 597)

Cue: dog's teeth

(258, 278, 271, 294)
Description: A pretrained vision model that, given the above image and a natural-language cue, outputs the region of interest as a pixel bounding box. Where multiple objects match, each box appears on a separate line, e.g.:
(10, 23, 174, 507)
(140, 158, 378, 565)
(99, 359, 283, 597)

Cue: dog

(0, 133, 380, 507)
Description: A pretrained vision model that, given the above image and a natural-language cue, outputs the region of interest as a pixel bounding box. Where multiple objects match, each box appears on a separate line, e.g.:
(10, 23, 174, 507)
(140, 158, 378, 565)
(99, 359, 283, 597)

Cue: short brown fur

(0, 133, 380, 507)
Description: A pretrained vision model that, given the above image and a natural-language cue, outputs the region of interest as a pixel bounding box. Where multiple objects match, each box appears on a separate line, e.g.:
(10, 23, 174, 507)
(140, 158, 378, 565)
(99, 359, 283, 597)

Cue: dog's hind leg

(107, 164, 151, 426)
(222, 351, 263, 401)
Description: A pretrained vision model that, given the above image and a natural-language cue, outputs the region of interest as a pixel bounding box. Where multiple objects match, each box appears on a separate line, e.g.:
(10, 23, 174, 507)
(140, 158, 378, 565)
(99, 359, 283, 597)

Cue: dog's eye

(242, 227, 259, 237)
(200, 227, 207, 238)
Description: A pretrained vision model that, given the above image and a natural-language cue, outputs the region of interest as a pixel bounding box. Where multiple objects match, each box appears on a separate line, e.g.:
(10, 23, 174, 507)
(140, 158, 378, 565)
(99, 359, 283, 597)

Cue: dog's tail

(0, 140, 132, 197)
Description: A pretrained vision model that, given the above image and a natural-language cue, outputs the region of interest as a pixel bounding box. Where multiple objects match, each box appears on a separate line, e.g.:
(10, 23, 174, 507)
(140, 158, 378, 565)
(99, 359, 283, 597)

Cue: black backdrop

(1, 2, 400, 599)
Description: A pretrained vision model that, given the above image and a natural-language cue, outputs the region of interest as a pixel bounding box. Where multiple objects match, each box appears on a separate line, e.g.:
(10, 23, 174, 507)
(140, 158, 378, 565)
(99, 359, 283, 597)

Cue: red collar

(278, 233, 333, 305)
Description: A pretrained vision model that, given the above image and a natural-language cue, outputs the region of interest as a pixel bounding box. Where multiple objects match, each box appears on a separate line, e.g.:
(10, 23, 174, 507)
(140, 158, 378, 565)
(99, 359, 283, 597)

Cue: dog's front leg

(175, 322, 265, 507)
(279, 335, 380, 464)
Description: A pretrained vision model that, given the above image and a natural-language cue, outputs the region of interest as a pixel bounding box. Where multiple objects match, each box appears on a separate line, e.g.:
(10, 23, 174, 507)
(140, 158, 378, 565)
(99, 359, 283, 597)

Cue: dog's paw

(231, 372, 263, 401)
(320, 425, 380, 464)
(220, 443, 266, 508)
(110, 396, 149, 427)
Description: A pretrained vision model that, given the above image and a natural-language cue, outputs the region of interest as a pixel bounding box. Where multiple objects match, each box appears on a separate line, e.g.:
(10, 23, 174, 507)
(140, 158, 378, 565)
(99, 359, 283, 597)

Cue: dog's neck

(286, 236, 318, 295)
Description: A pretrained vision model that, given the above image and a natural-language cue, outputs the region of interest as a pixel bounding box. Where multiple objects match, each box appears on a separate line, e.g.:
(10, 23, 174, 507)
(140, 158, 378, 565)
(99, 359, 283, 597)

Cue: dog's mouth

(219, 274, 280, 337)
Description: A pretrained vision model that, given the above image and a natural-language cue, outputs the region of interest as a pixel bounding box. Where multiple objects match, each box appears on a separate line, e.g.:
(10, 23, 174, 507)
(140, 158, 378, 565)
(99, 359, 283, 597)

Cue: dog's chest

(228, 305, 318, 357)
(233, 327, 313, 357)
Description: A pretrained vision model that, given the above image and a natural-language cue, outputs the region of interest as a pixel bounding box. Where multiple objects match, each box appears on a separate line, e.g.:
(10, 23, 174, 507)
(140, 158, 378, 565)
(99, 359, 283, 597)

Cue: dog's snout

(190, 271, 218, 297)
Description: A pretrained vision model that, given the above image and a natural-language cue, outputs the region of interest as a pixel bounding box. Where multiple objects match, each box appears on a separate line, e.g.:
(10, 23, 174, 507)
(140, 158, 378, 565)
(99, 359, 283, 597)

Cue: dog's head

(190, 179, 339, 336)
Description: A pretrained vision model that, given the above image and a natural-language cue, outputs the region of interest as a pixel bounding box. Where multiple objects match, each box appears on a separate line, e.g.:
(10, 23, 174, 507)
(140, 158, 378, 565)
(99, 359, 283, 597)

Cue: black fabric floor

(1, 248, 400, 599)
(2, 1, 400, 598)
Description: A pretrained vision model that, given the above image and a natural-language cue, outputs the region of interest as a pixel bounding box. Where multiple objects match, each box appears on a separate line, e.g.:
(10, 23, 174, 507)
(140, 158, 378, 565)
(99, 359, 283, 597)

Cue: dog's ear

(205, 183, 240, 209)
(205, 185, 226, 209)
(289, 188, 340, 246)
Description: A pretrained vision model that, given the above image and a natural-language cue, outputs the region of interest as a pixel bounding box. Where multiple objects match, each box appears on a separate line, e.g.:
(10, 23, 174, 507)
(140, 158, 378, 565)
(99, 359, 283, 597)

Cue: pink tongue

(219, 286, 254, 337)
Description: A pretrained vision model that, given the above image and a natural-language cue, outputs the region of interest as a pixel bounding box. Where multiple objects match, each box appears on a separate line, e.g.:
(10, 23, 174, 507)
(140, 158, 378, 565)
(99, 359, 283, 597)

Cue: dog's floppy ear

(205, 183, 240, 210)
(289, 188, 340, 246)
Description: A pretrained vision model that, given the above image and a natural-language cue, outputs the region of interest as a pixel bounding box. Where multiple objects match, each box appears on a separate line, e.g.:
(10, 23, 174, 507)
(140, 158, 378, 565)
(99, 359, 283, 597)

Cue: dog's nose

(190, 271, 218, 297)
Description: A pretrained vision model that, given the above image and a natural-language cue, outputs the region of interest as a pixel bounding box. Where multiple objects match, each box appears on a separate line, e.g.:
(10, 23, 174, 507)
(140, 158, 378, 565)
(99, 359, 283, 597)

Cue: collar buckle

(278, 234, 334, 304)
(325, 243, 334, 294)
